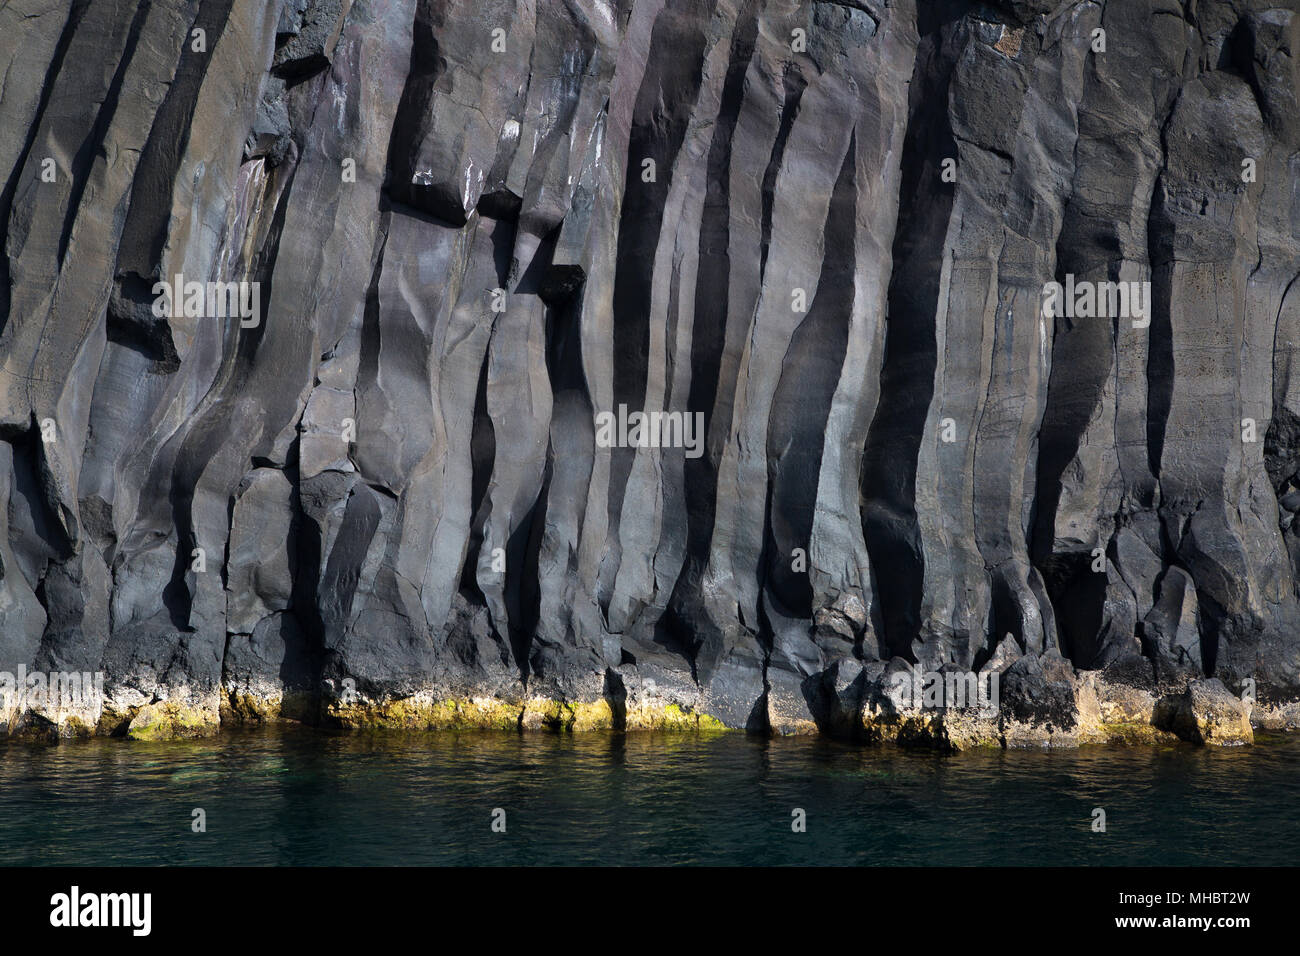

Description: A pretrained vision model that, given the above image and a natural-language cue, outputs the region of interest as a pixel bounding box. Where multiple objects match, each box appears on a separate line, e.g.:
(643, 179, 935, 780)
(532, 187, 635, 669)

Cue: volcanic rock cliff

(1, 0, 1298, 745)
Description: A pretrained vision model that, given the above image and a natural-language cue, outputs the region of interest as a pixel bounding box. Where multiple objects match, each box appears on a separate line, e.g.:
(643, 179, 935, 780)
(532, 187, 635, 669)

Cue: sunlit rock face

(0, 0, 1298, 741)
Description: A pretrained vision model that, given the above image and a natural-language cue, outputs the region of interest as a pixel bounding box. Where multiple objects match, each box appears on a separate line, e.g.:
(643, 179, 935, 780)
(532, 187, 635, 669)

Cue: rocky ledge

(4, 649, 1293, 749)
(2, 0, 1300, 747)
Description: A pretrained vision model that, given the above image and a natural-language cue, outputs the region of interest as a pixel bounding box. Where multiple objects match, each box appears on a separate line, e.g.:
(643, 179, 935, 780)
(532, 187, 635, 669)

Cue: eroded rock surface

(1, 0, 1298, 745)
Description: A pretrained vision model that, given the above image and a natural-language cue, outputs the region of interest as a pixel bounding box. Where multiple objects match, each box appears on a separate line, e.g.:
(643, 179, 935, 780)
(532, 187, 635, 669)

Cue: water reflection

(0, 728, 1294, 865)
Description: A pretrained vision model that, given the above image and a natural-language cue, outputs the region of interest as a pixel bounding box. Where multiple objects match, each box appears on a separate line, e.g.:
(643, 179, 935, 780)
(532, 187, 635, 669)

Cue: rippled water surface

(1, 727, 1295, 865)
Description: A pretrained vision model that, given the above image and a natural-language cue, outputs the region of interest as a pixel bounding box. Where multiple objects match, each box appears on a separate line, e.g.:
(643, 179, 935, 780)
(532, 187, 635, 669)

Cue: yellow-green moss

(694, 710, 728, 732)
(624, 701, 728, 732)
(324, 694, 728, 734)
(221, 690, 315, 725)
(108, 685, 745, 736)
(324, 695, 523, 731)
(889, 713, 1001, 751)
(9, 718, 57, 742)
(1088, 721, 1179, 746)
(520, 698, 616, 732)
(61, 715, 93, 739)
(126, 700, 220, 741)
(571, 700, 615, 731)
(859, 712, 904, 744)
(860, 711, 1007, 751)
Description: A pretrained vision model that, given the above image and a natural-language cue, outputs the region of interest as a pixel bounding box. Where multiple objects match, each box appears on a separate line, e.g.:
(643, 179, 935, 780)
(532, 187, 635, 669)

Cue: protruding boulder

(1155, 678, 1254, 746)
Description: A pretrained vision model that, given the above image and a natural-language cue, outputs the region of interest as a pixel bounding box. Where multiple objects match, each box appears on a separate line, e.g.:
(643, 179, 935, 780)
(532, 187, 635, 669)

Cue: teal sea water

(1, 727, 1295, 866)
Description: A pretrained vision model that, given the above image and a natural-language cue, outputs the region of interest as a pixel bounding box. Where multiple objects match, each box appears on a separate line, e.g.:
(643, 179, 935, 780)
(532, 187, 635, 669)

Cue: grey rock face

(0, 0, 1298, 737)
